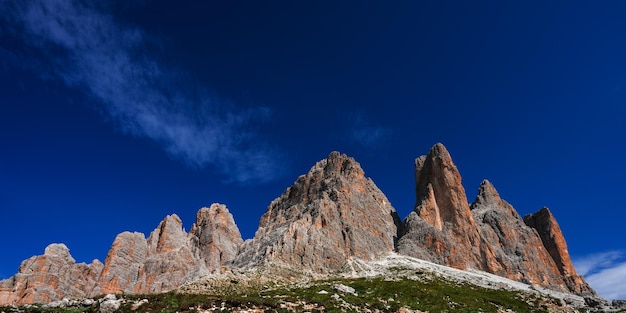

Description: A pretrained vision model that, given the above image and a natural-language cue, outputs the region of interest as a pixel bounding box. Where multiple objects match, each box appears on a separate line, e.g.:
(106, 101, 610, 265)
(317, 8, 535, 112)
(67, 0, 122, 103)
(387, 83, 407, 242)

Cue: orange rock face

(98, 207, 243, 295)
(0, 244, 102, 306)
(524, 207, 596, 296)
(189, 204, 244, 270)
(471, 180, 579, 293)
(0, 145, 598, 305)
(0, 205, 243, 305)
(233, 151, 401, 273)
(397, 143, 596, 297)
(398, 143, 496, 270)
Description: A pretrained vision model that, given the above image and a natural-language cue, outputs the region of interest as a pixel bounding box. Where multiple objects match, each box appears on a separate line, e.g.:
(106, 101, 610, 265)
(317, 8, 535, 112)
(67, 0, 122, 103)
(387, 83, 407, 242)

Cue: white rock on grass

(332, 284, 357, 295)
(131, 298, 149, 310)
(99, 298, 122, 313)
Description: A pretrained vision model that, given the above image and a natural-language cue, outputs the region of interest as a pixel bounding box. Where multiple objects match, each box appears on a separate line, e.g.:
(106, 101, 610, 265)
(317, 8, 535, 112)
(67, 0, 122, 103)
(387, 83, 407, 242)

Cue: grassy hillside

(0, 273, 599, 313)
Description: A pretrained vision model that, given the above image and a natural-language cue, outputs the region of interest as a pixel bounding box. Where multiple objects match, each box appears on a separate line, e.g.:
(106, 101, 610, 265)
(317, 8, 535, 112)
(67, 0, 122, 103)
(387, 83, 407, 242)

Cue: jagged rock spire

(470, 180, 577, 293)
(398, 144, 597, 297)
(189, 203, 244, 269)
(524, 208, 596, 296)
(398, 143, 491, 270)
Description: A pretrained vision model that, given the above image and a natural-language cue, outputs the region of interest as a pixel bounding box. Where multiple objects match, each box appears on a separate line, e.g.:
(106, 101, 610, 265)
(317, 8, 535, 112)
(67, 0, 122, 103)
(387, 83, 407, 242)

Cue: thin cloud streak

(348, 112, 392, 148)
(573, 251, 626, 300)
(0, 0, 281, 184)
(586, 261, 626, 301)
(573, 250, 623, 276)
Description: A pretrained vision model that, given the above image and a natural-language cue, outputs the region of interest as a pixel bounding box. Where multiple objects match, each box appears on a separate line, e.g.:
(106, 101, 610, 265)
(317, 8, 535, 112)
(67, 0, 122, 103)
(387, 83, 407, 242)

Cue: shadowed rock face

(524, 208, 596, 296)
(470, 180, 593, 294)
(233, 151, 402, 273)
(0, 244, 103, 306)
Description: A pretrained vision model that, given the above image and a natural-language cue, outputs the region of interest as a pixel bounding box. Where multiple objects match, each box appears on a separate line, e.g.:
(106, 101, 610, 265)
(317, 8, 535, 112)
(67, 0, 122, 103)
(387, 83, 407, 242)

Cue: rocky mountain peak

(322, 151, 364, 178)
(524, 208, 596, 296)
(473, 180, 500, 205)
(147, 214, 187, 254)
(0, 244, 103, 305)
(0, 145, 601, 305)
(189, 203, 243, 270)
(399, 143, 486, 269)
(414, 143, 473, 228)
(470, 179, 519, 218)
(234, 151, 400, 273)
(43, 243, 73, 259)
(399, 144, 596, 297)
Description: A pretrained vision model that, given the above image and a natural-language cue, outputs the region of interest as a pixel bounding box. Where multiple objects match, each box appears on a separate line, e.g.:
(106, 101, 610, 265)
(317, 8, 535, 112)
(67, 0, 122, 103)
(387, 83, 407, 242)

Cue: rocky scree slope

(0, 144, 599, 306)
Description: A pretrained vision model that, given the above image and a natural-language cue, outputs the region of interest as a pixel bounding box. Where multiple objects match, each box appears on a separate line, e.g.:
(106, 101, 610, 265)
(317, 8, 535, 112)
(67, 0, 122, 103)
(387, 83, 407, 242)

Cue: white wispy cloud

(573, 250, 623, 277)
(573, 251, 626, 300)
(348, 111, 392, 148)
(0, 0, 281, 183)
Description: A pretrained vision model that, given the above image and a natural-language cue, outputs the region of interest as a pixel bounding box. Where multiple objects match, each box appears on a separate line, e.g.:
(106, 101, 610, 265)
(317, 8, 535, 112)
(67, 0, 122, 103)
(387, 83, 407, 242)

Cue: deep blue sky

(1, 1, 625, 299)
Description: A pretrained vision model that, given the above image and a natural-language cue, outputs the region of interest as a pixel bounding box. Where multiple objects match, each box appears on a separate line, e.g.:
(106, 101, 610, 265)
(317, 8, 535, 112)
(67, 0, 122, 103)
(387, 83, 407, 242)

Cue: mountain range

(0, 144, 600, 307)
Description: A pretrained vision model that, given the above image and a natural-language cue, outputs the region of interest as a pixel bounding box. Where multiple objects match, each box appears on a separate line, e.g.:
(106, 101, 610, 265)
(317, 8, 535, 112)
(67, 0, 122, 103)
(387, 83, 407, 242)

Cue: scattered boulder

(98, 294, 121, 313)
(333, 283, 357, 296)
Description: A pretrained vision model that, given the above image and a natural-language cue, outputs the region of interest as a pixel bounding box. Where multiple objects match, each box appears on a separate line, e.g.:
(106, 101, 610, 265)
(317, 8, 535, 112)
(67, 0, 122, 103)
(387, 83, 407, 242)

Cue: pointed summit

(524, 208, 596, 296)
(473, 180, 500, 204)
(414, 143, 469, 226)
(234, 151, 401, 273)
(147, 214, 187, 254)
(470, 181, 576, 292)
(189, 203, 243, 269)
(399, 146, 597, 297)
(470, 180, 519, 218)
(399, 143, 489, 269)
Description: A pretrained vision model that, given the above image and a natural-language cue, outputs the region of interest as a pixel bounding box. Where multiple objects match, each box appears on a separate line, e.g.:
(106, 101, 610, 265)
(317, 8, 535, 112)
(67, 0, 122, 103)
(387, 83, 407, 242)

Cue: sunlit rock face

(189, 203, 244, 270)
(0, 244, 103, 306)
(397, 143, 596, 297)
(524, 207, 596, 296)
(233, 151, 402, 273)
(98, 205, 244, 295)
(397, 143, 493, 270)
(0, 145, 598, 305)
(0, 205, 244, 305)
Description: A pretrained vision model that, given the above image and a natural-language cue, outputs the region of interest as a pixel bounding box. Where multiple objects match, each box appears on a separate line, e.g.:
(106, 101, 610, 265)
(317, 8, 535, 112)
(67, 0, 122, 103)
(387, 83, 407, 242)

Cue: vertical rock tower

(397, 143, 595, 296)
(397, 143, 498, 270)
